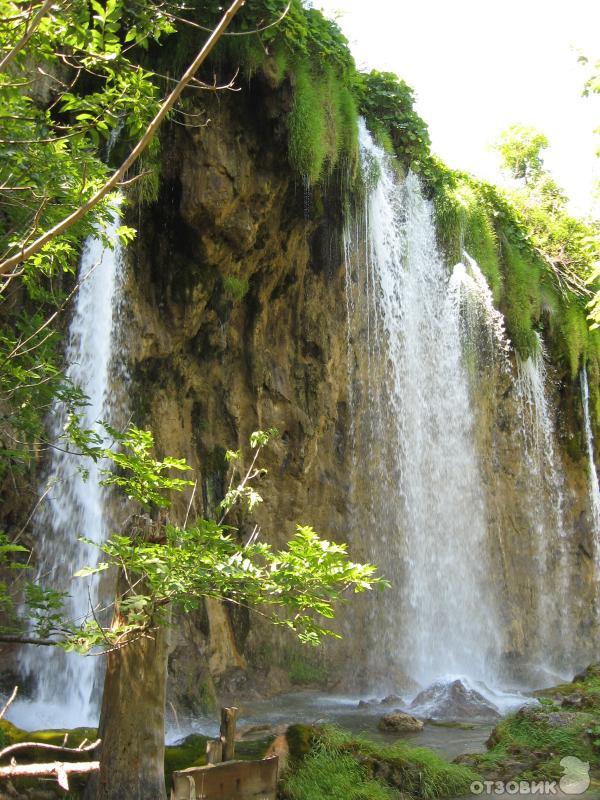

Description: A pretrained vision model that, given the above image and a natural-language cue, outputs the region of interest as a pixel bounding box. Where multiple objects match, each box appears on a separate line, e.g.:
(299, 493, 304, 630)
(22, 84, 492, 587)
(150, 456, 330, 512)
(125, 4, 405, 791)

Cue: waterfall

(448, 252, 511, 367)
(12, 208, 127, 729)
(581, 366, 600, 563)
(513, 340, 572, 672)
(345, 122, 503, 689)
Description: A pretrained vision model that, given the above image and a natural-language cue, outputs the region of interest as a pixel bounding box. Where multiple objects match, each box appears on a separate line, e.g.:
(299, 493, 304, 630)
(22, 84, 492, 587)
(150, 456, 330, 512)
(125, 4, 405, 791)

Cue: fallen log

(0, 760, 99, 790)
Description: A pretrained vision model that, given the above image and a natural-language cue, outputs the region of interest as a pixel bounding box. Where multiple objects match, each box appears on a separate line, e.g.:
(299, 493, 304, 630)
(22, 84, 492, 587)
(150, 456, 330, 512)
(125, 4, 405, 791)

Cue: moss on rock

(456, 665, 600, 784)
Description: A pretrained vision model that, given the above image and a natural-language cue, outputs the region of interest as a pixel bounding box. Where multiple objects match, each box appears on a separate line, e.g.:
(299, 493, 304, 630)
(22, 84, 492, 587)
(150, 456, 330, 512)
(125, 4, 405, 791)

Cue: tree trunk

(93, 624, 169, 800)
(89, 516, 171, 800)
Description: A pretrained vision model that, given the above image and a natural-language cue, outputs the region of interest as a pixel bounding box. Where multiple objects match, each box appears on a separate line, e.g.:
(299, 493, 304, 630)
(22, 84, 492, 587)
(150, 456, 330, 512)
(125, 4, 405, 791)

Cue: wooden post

(205, 739, 223, 765)
(219, 707, 238, 762)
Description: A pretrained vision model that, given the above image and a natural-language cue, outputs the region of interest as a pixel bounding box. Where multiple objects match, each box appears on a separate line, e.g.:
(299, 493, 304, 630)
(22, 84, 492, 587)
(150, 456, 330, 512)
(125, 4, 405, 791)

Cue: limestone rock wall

(123, 76, 352, 715)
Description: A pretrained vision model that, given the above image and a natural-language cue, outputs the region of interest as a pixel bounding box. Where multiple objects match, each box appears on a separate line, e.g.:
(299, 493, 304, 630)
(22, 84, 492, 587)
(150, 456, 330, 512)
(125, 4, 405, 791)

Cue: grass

(223, 274, 250, 302)
(285, 744, 399, 800)
(283, 725, 480, 800)
(462, 667, 600, 783)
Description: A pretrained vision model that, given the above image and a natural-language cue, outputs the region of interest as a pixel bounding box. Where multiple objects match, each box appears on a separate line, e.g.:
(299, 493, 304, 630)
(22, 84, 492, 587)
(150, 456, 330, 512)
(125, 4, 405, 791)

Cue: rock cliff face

(123, 75, 353, 713)
(121, 74, 599, 714)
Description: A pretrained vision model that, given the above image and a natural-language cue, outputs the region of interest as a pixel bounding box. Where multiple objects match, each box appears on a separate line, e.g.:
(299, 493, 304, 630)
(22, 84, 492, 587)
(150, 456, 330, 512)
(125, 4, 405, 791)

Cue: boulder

(378, 711, 424, 733)
(410, 679, 500, 721)
(357, 699, 377, 709)
(380, 694, 403, 706)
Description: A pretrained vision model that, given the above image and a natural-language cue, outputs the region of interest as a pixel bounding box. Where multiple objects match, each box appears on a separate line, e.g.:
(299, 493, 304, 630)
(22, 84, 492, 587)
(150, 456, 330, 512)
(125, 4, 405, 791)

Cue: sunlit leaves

(90, 520, 385, 649)
(98, 425, 193, 508)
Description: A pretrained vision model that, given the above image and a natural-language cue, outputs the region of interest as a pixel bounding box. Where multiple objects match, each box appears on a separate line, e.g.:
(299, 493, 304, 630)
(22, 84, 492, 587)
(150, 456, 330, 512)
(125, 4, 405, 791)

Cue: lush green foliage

(494, 125, 549, 184)
(430, 133, 600, 392)
(2, 428, 384, 652)
(356, 71, 431, 171)
(283, 726, 479, 800)
(0, 0, 178, 475)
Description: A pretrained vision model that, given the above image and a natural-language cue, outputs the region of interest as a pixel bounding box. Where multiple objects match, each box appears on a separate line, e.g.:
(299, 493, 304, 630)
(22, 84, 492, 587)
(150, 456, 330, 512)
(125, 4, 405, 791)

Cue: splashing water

(12, 209, 127, 729)
(448, 252, 511, 366)
(581, 366, 600, 564)
(345, 122, 503, 689)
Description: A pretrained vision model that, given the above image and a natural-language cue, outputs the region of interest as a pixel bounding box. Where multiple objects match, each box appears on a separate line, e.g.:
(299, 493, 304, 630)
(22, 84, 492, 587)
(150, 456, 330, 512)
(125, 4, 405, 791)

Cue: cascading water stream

(513, 339, 573, 672)
(345, 122, 503, 690)
(581, 366, 600, 566)
(12, 209, 127, 729)
(448, 252, 511, 366)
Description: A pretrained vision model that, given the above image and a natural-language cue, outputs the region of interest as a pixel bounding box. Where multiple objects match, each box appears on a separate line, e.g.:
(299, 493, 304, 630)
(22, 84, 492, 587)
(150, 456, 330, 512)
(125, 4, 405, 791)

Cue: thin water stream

(11, 209, 127, 729)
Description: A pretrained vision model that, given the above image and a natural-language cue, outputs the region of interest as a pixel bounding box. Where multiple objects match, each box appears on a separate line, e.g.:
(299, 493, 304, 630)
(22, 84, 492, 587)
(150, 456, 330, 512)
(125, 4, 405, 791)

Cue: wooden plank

(171, 756, 279, 800)
(206, 739, 223, 765)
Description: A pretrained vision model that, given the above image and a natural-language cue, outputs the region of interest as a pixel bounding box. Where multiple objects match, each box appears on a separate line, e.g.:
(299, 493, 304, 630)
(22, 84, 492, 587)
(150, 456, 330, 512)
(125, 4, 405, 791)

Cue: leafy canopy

(493, 125, 549, 184)
(2, 428, 385, 652)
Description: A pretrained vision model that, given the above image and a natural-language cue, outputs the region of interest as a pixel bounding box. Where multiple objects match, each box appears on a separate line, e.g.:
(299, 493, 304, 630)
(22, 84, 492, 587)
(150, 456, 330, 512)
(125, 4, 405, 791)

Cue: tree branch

(0, 739, 101, 761)
(0, 686, 17, 721)
(0, 634, 60, 646)
(0, 0, 246, 276)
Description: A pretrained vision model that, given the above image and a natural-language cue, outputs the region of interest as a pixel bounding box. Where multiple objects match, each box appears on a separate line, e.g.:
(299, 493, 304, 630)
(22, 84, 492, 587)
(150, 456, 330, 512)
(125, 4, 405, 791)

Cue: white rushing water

(513, 339, 573, 671)
(581, 366, 600, 564)
(345, 122, 503, 688)
(12, 209, 126, 729)
(448, 252, 511, 368)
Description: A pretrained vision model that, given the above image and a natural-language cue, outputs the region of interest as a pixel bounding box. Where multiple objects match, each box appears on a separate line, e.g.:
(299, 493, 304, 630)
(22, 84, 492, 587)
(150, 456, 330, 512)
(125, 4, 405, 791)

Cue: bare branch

(0, 0, 247, 276)
(0, 738, 101, 762)
(0, 634, 59, 646)
(0, 686, 17, 721)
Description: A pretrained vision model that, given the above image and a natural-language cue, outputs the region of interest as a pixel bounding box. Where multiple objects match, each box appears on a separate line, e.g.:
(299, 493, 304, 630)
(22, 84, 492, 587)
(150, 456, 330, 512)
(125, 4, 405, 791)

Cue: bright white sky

(316, 0, 600, 216)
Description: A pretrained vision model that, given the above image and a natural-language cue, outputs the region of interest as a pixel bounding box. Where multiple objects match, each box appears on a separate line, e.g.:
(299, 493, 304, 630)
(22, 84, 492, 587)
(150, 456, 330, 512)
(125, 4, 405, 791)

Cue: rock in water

(410, 679, 500, 721)
(380, 694, 404, 706)
(378, 711, 424, 732)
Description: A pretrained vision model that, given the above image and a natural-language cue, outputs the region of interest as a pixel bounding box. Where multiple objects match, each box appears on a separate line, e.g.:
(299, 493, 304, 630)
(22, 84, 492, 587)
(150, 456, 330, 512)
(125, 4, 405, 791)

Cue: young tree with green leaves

(1, 425, 385, 798)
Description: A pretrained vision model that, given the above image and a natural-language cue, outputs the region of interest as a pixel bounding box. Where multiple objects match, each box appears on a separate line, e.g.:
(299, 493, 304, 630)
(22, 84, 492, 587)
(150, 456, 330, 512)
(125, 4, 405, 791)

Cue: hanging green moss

(558, 301, 591, 378)
(432, 176, 502, 302)
(500, 237, 542, 356)
(587, 336, 600, 425)
(432, 182, 464, 266)
(287, 65, 327, 183)
(287, 64, 359, 184)
(463, 203, 502, 302)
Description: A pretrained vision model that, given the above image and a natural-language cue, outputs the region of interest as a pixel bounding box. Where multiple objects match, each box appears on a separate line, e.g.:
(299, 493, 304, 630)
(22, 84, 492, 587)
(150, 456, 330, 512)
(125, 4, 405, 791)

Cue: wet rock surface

(378, 711, 425, 732)
(410, 679, 501, 721)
